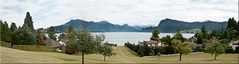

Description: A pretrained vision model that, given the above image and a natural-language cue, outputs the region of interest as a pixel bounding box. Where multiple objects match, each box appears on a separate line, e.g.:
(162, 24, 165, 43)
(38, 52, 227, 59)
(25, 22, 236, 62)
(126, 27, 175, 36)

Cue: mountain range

(49, 18, 227, 33)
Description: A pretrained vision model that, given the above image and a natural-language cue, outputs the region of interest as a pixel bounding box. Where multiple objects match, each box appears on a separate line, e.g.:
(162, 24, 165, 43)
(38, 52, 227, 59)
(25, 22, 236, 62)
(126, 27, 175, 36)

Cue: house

(229, 40, 239, 51)
(45, 38, 65, 52)
(143, 40, 163, 47)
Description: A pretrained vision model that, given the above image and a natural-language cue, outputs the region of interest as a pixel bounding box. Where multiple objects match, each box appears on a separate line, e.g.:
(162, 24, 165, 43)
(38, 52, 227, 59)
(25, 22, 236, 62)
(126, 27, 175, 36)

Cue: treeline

(125, 17, 238, 61)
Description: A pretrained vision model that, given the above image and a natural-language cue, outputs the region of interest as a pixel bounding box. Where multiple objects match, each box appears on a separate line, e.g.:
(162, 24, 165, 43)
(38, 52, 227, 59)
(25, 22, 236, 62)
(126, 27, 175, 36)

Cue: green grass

(0, 46, 238, 63)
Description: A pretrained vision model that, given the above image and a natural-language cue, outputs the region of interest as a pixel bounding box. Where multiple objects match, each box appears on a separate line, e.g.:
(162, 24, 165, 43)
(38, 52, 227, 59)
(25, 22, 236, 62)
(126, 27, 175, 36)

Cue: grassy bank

(0, 46, 238, 63)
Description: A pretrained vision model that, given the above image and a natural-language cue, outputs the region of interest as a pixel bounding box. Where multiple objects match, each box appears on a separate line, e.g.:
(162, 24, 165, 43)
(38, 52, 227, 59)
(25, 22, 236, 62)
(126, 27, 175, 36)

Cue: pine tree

(10, 22, 17, 32)
(23, 12, 34, 32)
(1, 21, 12, 42)
(201, 25, 206, 34)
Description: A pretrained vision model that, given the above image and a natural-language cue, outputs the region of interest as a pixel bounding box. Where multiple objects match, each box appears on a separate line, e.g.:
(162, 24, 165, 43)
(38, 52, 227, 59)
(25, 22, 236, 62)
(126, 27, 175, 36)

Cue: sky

(0, 0, 238, 28)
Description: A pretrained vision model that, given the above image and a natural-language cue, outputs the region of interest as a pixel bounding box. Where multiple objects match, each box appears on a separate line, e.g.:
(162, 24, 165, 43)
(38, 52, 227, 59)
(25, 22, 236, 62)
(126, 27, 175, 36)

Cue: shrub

(13, 45, 53, 52)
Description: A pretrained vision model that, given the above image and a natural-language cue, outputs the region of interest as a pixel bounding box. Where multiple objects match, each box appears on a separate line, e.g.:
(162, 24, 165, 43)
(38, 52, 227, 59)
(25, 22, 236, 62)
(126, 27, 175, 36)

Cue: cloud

(0, 0, 238, 28)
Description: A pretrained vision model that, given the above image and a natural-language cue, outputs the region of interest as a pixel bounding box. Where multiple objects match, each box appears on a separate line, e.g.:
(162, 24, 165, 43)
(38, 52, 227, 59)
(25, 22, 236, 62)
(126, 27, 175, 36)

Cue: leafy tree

(204, 37, 225, 60)
(173, 39, 192, 61)
(173, 29, 185, 41)
(98, 45, 115, 61)
(75, 28, 101, 64)
(161, 35, 172, 46)
(150, 28, 160, 41)
(47, 26, 57, 41)
(36, 28, 46, 45)
(12, 27, 36, 45)
(65, 26, 77, 54)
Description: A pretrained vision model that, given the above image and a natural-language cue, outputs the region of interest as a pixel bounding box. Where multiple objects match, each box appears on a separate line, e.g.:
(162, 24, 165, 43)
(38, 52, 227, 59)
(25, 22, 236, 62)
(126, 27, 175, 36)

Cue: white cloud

(0, 0, 238, 28)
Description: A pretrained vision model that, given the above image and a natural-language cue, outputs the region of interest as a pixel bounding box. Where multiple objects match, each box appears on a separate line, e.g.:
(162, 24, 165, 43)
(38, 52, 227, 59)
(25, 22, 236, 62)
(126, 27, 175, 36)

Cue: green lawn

(0, 46, 238, 63)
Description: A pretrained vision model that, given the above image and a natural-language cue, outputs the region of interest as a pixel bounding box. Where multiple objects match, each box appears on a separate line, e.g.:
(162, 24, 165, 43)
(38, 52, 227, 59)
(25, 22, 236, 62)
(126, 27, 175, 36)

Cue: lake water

(91, 32, 194, 46)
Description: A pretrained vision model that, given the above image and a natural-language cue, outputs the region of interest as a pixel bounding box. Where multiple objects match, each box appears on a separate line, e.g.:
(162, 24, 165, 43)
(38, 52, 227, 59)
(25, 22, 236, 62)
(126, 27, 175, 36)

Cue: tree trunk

(179, 53, 182, 61)
(82, 52, 84, 64)
(104, 56, 106, 61)
(214, 53, 217, 60)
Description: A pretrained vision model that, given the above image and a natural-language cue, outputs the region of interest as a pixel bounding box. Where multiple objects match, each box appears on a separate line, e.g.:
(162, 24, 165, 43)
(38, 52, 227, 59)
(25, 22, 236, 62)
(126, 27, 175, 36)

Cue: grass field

(0, 46, 238, 63)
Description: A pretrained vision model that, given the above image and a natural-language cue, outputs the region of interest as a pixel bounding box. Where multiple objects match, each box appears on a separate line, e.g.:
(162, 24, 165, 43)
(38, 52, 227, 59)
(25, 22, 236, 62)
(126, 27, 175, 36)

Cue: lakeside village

(1, 12, 239, 63)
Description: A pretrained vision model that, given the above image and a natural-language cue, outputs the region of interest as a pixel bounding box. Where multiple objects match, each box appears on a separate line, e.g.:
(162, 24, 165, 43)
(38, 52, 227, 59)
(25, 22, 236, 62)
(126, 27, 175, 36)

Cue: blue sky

(0, 0, 238, 28)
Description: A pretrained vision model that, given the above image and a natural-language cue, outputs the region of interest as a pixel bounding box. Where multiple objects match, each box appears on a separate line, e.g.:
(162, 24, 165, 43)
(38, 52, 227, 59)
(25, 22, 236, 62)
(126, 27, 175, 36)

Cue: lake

(91, 32, 194, 46)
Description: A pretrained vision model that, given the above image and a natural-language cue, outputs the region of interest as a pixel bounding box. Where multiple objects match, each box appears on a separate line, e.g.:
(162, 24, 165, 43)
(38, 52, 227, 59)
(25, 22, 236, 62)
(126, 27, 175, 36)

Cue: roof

(144, 40, 161, 44)
(45, 38, 62, 48)
(230, 40, 239, 45)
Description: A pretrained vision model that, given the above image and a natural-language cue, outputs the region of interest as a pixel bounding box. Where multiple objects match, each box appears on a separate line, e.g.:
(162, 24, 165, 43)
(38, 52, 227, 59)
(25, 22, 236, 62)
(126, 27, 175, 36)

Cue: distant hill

(141, 18, 227, 33)
(51, 19, 139, 32)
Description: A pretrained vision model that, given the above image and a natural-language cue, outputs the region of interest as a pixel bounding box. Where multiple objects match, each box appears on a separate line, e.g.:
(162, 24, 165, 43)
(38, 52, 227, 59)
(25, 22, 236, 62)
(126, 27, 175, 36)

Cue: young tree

(98, 45, 115, 61)
(75, 28, 101, 64)
(204, 37, 225, 60)
(150, 28, 160, 41)
(173, 39, 192, 61)
(47, 26, 57, 41)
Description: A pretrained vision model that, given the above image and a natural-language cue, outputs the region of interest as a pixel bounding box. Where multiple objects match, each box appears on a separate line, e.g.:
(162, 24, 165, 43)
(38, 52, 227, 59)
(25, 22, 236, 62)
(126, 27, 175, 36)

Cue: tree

(227, 17, 237, 30)
(12, 27, 36, 45)
(173, 29, 184, 41)
(36, 28, 46, 45)
(161, 35, 172, 46)
(47, 26, 57, 41)
(196, 33, 203, 44)
(10, 22, 17, 32)
(173, 39, 192, 61)
(65, 26, 77, 54)
(22, 12, 34, 32)
(201, 25, 206, 34)
(204, 37, 225, 60)
(1, 21, 12, 43)
(150, 28, 160, 41)
(75, 28, 101, 64)
(98, 45, 115, 61)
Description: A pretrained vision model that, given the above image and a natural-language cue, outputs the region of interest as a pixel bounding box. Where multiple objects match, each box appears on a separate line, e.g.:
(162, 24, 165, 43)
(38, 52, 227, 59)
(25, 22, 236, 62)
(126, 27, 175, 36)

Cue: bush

(0, 41, 12, 48)
(124, 42, 161, 56)
(13, 45, 53, 52)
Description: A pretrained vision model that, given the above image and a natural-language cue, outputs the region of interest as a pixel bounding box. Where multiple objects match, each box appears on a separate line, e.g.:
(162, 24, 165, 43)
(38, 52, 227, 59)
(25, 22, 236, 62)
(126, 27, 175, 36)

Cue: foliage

(65, 26, 77, 54)
(173, 29, 185, 41)
(150, 28, 160, 41)
(204, 37, 225, 60)
(98, 45, 115, 61)
(161, 35, 172, 46)
(36, 28, 46, 45)
(12, 27, 36, 45)
(47, 26, 57, 41)
(0, 21, 12, 43)
(12, 45, 53, 52)
(172, 39, 192, 61)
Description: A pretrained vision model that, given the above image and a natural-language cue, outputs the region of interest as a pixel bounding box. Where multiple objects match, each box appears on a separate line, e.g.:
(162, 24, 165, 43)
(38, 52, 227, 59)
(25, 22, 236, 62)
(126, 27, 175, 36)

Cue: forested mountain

(51, 19, 139, 32)
(141, 18, 227, 33)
